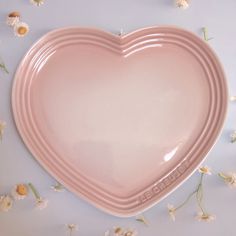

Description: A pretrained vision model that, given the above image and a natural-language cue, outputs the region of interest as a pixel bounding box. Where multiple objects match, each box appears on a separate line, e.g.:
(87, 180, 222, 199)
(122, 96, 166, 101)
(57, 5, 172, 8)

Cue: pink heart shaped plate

(12, 26, 228, 216)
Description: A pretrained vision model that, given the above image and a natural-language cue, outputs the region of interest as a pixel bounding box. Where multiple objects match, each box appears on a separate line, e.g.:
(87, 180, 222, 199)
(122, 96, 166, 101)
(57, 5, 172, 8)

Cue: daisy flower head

(230, 131, 236, 143)
(35, 197, 48, 210)
(196, 212, 216, 222)
(0, 195, 13, 212)
(123, 229, 138, 236)
(30, 0, 44, 6)
(14, 22, 29, 37)
(6, 11, 20, 27)
(11, 184, 28, 200)
(175, 0, 189, 9)
(198, 166, 212, 175)
(65, 224, 78, 235)
(167, 204, 176, 221)
(219, 172, 236, 188)
(113, 227, 124, 236)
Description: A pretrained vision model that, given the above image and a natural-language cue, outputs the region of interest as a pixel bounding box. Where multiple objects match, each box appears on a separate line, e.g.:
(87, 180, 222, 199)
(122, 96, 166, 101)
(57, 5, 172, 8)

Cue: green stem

(202, 27, 213, 42)
(218, 172, 227, 179)
(0, 63, 9, 74)
(175, 189, 197, 211)
(196, 173, 207, 215)
(28, 183, 40, 199)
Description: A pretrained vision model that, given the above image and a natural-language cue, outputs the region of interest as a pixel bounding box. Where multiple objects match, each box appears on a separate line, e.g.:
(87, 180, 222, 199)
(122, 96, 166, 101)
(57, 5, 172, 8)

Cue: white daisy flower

(113, 227, 124, 236)
(30, 0, 44, 6)
(196, 212, 216, 222)
(167, 204, 176, 221)
(219, 172, 236, 188)
(66, 224, 78, 235)
(0, 195, 13, 212)
(175, 0, 189, 9)
(14, 22, 29, 37)
(135, 214, 149, 225)
(230, 131, 236, 143)
(230, 96, 236, 101)
(11, 184, 28, 200)
(35, 197, 48, 210)
(123, 229, 138, 236)
(198, 166, 212, 175)
(6, 12, 20, 27)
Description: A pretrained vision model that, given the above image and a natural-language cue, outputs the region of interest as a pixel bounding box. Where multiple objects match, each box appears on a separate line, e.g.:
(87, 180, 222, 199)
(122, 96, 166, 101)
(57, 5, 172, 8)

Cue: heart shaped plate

(12, 26, 228, 217)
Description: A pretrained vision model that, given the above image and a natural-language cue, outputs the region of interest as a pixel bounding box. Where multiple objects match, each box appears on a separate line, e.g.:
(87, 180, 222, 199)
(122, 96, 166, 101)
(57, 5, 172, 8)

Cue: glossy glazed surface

(12, 26, 228, 216)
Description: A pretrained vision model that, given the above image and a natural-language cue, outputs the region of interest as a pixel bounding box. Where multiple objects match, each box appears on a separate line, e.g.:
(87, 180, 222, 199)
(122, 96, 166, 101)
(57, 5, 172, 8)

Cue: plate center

(31, 43, 210, 197)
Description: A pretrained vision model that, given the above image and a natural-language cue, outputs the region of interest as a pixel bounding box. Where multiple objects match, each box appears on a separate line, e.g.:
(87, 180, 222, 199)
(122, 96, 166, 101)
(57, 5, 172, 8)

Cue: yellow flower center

(201, 214, 210, 220)
(16, 184, 28, 195)
(17, 26, 27, 35)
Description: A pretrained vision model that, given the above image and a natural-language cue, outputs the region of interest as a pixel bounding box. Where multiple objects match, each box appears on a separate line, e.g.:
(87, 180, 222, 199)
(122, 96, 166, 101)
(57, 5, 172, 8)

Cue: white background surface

(1, 0, 236, 235)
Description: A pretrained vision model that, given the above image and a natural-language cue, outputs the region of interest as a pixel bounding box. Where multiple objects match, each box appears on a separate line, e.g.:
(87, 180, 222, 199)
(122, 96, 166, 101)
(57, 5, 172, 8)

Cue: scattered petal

(6, 11, 20, 27)
(0, 195, 13, 212)
(0, 120, 6, 141)
(167, 204, 176, 221)
(219, 172, 236, 188)
(199, 166, 212, 175)
(196, 212, 216, 222)
(230, 131, 236, 143)
(30, 0, 44, 6)
(35, 197, 48, 210)
(175, 0, 189, 9)
(11, 184, 28, 200)
(14, 22, 29, 37)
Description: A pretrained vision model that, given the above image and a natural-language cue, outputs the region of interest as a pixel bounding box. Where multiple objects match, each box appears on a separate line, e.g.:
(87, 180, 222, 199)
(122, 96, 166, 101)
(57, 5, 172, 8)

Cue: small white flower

(14, 22, 29, 37)
(6, 12, 20, 27)
(123, 229, 138, 236)
(196, 212, 216, 222)
(230, 131, 236, 143)
(198, 166, 212, 175)
(66, 224, 78, 235)
(0, 195, 13, 212)
(35, 197, 48, 210)
(11, 184, 28, 200)
(0, 120, 6, 141)
(167, 204, 176, 221)
(105, 227, 137, 236)
(175, 0, 189, 9)
(230, 96, 236, 101)
(113, 227, 124, 236)
(30, 0, 44, 6)
(219, 172, 236, 188)
(135, 214, 149, 225)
